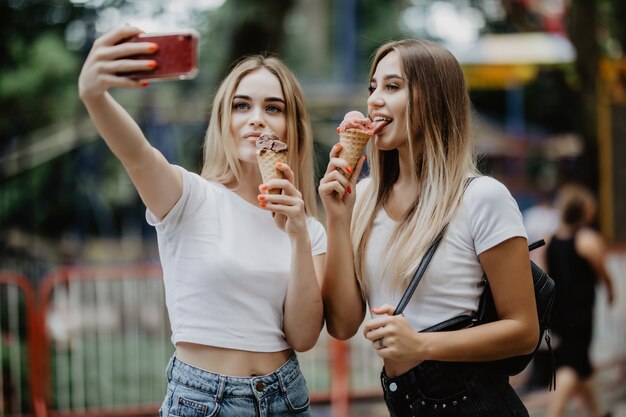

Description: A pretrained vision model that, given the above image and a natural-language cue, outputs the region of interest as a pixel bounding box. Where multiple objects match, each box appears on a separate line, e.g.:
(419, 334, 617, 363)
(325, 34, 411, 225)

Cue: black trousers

(381, 361, 528, 417)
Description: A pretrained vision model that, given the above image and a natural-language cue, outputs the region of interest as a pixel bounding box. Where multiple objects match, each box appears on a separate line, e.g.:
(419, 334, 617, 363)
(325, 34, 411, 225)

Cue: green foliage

(0, 31, 80, 139)
(1, 33, 78, 98)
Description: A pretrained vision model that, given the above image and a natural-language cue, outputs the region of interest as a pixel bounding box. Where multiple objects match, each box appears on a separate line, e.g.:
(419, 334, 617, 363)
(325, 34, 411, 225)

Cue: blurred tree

(563, 0, 600, 189)
(221, 0, 294, 76)
(0, 1, 84, 145)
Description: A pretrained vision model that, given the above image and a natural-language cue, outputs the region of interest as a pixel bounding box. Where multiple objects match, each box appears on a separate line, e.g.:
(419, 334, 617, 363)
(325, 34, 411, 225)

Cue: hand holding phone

(121, 30, 199, 81)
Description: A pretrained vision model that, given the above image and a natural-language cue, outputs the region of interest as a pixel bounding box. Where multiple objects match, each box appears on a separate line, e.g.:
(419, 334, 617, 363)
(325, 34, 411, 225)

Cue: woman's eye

(386, 83, 399, 91)
(266, 105, 283, 113)
(233, 102, 249, 111)
(368, 85, 376, 94)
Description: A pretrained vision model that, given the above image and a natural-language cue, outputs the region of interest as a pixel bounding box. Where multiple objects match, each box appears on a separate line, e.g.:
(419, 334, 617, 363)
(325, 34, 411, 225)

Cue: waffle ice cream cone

(257, 150, 288, 194)
(338, 128, 371, 178)
(256, 131, 288, 195)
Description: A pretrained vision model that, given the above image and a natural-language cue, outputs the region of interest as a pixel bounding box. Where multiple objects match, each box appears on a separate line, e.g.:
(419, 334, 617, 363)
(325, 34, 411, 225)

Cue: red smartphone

(121, 30, 199, 81)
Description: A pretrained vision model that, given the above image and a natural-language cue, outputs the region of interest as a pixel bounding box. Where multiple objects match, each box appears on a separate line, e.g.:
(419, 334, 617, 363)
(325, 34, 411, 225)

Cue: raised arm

(78, 25, 182, 220)
(318, 144, 367, 340)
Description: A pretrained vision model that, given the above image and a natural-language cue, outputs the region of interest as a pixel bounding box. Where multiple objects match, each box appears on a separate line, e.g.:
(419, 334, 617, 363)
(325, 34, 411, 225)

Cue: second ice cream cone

(338, 128, 371, 178)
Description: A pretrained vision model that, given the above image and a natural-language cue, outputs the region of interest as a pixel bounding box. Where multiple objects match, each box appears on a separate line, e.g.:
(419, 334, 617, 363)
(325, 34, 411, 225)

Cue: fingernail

(345, 165, 353, 174)
(260, 184, 268, 191)
(347, 185, 352, 194)
(276, 162, 283, 168)
(146, 60, 157, 68)
(140, 81, 150, 87)
(259, 202, 267, 208)
(336, 127, 341, 133)
(148, 43, 159, 52)
(258, 194, 266, 201)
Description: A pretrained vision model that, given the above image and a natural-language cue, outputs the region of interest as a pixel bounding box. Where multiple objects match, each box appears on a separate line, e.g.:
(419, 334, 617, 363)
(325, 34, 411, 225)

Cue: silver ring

(378, 338, 384, 349)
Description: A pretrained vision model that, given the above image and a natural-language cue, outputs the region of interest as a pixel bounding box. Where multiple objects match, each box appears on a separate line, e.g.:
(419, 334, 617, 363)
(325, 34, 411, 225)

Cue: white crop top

(146, 166, 327, 352)
(363, 176, 527, 331)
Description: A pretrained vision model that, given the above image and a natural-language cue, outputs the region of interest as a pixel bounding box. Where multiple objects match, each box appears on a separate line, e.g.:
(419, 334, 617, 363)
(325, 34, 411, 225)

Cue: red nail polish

(347, 185, 352, 194)
(258, 194, 266, 201)
(141, 81, 150, 87)
(276, 162, 283, 168)
(147, 60, 157, 69)
(259, 202, 267, 208)
(345, 165, 353, 174)
(148, 43, 159, 52)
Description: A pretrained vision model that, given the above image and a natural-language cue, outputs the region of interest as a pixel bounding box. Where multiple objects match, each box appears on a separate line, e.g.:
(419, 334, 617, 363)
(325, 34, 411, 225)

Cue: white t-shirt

(363, 176, 527, 331)
(146, 166, 327, 351)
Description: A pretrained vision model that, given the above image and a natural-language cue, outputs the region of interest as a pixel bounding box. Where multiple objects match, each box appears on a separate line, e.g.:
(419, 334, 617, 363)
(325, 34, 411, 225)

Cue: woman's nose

(367, 90, 383, 107)
(248, 109, 266, 127)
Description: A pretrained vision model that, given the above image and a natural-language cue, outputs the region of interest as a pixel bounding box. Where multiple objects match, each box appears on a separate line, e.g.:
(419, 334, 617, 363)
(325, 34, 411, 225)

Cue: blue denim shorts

(381, 361, 528, 417)
(159, 354, 311, 417)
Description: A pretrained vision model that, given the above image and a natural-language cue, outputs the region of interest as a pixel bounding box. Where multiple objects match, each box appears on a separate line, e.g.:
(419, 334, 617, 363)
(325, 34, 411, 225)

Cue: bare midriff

(176, 342, 294, 376)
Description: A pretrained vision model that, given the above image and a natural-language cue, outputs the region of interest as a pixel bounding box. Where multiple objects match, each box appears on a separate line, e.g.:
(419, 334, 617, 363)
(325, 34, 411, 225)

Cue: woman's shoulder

(576, 227, 607, 257)
(466, 175, 511, 197)
(464, 176, 516, 207)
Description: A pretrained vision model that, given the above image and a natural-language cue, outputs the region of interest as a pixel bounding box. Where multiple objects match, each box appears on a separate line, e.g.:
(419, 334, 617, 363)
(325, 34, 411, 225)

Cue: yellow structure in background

(463, 64, 539, 89)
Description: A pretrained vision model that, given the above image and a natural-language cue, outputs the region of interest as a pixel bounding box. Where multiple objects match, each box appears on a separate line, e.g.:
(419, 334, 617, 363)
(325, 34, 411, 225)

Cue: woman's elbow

(290, 335, 319, 353)
(518, 320, 540, 355)
(326, 321, 360, 341)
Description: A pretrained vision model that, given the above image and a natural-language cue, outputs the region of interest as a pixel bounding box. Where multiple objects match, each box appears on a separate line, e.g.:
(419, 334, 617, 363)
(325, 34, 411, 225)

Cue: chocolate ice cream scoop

(256, 131, 288, 153)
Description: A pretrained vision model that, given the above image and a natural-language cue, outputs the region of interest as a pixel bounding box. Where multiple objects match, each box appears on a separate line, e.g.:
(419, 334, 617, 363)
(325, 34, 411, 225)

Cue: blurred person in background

(78, 25, 326, 417)
(546, 183, 614, 417)
(319, 38, 538, 416)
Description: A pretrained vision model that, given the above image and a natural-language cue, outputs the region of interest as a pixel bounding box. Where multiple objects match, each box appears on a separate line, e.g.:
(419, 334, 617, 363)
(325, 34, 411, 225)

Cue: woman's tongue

(372, 118, 390, 134)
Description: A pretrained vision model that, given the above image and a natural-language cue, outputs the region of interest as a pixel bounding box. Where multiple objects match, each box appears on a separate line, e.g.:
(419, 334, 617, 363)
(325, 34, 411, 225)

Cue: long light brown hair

(353, 39, 479, 292)
(201, 55, 317, 216)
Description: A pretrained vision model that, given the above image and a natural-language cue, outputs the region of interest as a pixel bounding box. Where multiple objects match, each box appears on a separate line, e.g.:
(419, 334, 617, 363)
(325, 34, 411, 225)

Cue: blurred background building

(1, 1, 625, 417)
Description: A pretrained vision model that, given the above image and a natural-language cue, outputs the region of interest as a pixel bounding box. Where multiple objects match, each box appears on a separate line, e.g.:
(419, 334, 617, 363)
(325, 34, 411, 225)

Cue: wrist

(289, 232, 311, 249)
(325, 217, 351, 230)
(413, 332, 433, 362)
(80, 90, 109, 108)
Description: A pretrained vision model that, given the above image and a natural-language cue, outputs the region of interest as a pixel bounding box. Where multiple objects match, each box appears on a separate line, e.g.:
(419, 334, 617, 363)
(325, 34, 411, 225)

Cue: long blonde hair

(353, 39, 478, 292)
(201, 55, 317, 216)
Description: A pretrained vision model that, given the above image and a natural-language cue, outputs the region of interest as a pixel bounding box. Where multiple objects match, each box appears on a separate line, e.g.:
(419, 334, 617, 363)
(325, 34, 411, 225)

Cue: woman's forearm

(283, 235, 323, 351)
(322, 220, 365, 340)
(81, 92, 154, 169)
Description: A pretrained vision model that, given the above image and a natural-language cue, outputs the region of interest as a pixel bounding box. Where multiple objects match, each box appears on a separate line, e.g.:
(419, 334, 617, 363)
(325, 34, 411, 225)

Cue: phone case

(122, 30, 199, 81)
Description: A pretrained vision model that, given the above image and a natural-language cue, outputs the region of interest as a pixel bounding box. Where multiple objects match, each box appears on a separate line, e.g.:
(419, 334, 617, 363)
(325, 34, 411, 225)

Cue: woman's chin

(237, 143, 258, 163)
